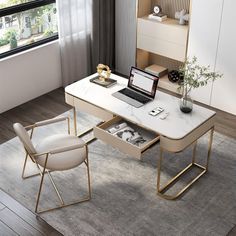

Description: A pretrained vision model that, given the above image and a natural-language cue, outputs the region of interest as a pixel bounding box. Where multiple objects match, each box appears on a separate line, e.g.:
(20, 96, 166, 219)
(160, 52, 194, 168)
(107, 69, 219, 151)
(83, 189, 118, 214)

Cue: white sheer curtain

(57, 0, 92, 86)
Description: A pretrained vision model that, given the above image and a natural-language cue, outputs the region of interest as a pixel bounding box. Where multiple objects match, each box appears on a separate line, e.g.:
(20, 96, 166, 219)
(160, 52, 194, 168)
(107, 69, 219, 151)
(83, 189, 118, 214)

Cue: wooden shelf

(158, 75, 181, 94)
(136, 0, 190, 95)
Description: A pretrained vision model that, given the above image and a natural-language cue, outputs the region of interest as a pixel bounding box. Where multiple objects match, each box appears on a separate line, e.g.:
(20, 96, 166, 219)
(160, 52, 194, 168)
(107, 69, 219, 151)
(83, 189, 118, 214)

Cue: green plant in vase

(178, 56, 222, 113)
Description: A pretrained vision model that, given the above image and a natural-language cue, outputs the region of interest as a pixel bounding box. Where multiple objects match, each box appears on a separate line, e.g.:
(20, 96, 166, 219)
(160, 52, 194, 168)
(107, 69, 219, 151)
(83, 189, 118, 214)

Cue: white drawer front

(137, 17, 188, 61)
(74, 99, 113, 122)
(137, 34, 186, 61)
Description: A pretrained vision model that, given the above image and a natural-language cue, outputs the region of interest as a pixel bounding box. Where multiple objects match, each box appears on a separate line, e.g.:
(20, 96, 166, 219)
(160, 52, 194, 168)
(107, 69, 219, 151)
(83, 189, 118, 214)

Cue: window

(0, 0, 58, 59)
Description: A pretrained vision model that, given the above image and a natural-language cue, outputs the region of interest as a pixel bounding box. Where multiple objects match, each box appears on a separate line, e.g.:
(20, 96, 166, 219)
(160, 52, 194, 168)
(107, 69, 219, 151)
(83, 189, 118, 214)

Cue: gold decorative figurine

(90, 64, 116, 88)
(97, 64, 111, 82)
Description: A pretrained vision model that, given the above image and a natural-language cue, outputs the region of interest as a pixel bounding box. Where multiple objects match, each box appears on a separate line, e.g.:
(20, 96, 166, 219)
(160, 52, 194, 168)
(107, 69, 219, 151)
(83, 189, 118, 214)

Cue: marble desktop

(65, 73, 215, 140)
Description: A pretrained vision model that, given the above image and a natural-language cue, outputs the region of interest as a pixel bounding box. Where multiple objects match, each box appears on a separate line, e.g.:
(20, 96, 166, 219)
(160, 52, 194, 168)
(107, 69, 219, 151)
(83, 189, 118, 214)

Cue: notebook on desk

(112, 67, 159, 108)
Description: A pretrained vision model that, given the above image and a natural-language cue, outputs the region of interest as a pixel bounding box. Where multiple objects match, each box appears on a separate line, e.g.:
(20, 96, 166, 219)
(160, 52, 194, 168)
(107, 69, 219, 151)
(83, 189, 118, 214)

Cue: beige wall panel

(136, 49, 150, 69)
(138, 0, 152, 17)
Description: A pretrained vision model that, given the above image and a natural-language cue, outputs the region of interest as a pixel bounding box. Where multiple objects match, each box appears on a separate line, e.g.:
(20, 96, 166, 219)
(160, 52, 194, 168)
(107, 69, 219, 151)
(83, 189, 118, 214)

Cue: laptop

(112, 67, 159, 108)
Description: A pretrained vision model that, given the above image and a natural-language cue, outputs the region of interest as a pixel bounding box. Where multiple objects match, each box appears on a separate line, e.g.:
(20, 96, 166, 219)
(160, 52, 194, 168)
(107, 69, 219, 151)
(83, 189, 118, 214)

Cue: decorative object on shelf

(168, 70, 184, 83)
(179, 56, 223, 113)
(175, 9, 189, 25)
(154, 5, 161, 14)
(148, 5, 167, 22)
(145, 64, 168, 77)
(90, 64, 117, 88)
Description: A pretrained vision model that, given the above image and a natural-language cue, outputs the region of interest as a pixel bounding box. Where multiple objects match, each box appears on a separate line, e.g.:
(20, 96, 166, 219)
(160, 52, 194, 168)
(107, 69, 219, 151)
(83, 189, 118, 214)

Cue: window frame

(0, 0, 58, 59)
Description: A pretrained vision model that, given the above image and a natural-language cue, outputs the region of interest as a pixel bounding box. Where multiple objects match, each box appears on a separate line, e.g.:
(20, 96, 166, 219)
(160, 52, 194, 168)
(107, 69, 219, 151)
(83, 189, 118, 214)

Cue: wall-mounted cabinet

(187, 0, 223, 105)
(211, 0, 236, 115)
(136, 0, 191, 93)
(137, 17, 188, 62)
(115, 0, 236, 115)
(188, 0, 236, 115)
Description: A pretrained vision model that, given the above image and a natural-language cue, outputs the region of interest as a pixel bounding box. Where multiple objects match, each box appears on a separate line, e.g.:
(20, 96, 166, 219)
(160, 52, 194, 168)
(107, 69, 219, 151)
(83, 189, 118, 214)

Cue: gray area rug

(0, 110, 236, 236)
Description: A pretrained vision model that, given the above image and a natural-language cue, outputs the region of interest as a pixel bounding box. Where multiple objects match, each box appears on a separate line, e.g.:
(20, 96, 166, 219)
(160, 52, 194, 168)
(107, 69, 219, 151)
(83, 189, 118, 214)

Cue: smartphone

(149, 107, 164, 116)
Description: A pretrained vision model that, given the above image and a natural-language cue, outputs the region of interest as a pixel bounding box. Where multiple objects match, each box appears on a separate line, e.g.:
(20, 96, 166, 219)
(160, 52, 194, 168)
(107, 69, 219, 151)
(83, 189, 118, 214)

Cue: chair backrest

(13, 123, 36, 155)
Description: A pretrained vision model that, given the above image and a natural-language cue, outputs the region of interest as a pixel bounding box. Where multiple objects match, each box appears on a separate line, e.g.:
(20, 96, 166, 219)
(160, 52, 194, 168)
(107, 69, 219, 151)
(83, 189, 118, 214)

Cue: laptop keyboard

(119, 88, 151, 103)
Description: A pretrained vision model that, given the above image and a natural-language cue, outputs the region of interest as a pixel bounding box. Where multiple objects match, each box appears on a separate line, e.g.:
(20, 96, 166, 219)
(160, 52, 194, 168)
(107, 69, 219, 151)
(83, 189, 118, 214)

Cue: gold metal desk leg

(206, 127, 214, 171)
(72, 107, 100, 144)
(157, 127, 214, 200)
(192, 141, 198, 164)
(157, 147, 163, 193)
(73, 107, 77, 136)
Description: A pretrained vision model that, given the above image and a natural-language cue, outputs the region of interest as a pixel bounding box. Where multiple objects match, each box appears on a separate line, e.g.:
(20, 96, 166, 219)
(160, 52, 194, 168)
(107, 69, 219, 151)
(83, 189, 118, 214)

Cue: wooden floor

(0, 87, 236, 236)
(0, 88, 71, 144)
(0, 189, 62, 236)
(227, 226, 236, 236)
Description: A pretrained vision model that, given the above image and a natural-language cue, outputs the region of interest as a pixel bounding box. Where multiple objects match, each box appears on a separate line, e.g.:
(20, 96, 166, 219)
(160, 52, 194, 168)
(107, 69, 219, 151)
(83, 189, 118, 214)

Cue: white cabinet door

(211, 0, 236, 115)
(187, 0, 223, 104)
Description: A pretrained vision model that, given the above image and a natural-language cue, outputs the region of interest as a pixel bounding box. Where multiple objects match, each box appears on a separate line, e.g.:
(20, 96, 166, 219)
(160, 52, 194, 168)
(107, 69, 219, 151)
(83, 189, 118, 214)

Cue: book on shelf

(90, 76, 117, 88)
(107, 122, 147, 147)
(148, 13, 167, 22)
(145, 64, 168, 78)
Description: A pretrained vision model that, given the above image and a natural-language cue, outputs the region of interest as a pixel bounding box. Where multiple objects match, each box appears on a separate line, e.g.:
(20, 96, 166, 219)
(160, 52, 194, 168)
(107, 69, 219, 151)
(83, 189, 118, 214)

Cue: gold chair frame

(21, 117, 91, 214)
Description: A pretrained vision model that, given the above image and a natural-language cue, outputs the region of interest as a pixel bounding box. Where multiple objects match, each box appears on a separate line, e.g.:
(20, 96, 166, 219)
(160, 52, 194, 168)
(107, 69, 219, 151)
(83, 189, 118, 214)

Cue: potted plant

(178, 56, 222, 113)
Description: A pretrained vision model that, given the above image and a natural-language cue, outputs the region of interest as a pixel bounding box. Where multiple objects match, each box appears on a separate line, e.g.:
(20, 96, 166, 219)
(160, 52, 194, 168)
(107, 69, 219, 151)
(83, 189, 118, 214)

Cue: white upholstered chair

(13, 116, 91, 213)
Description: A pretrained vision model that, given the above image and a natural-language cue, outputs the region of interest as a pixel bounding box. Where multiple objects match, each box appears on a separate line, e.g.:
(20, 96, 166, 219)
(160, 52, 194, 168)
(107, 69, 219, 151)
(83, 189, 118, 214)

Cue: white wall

(0, 41, 62, 113)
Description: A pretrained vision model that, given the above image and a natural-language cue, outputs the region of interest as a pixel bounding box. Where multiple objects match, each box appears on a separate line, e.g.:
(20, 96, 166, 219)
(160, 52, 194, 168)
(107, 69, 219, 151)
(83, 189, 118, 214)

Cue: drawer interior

(98, 116, 158, 149)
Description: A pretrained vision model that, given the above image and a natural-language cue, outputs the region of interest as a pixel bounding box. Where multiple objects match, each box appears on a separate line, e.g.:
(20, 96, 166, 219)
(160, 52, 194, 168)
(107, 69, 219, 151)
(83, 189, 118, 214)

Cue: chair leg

(35, 154, 92, 214)
(22, 153, 29, 179)
(85, 146, 92, 199)
(35, 154, 48, 213)
(22, 127, 40, 179)
(22, 152, 41, 179)
(47, 171, 65, 205)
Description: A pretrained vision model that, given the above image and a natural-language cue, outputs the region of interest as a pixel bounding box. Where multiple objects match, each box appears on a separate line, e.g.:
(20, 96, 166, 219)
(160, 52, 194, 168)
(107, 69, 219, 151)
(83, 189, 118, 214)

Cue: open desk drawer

(93, 116, 159, 159)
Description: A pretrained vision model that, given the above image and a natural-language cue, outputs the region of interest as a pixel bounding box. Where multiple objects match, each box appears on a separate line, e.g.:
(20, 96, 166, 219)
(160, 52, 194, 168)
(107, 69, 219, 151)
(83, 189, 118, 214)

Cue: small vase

(180, 94, 193, 113)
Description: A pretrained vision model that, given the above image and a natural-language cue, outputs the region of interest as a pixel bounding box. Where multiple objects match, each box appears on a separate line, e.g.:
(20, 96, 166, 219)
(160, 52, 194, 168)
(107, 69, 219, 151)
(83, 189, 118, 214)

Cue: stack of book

(107, 122, 147, 147)
(148, 13, 167, 22)
(145, 64, 168, 77)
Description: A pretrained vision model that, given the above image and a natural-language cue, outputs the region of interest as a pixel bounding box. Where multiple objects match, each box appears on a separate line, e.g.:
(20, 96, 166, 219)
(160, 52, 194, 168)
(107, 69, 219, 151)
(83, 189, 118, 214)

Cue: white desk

(65, 73, 216, 199)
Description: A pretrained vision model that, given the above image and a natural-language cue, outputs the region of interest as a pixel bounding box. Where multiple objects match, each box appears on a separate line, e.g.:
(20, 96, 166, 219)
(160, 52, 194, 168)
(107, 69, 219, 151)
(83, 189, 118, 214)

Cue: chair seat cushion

(35, 134, 86, 171)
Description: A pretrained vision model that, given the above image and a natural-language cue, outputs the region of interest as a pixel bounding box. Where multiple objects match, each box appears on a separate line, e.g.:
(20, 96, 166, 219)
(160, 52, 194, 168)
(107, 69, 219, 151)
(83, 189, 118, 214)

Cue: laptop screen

(128, 67, 159, 99)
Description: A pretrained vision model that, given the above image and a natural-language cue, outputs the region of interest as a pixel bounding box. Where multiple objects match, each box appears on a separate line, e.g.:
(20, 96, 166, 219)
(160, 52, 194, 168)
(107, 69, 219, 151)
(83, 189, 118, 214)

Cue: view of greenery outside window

(0, 0, 58, 58)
